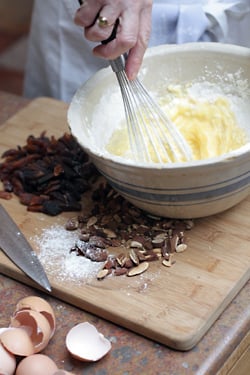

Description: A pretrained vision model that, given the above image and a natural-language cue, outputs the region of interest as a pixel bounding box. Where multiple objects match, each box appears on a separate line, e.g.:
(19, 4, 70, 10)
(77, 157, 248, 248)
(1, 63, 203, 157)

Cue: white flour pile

(32, 225, 104, 285)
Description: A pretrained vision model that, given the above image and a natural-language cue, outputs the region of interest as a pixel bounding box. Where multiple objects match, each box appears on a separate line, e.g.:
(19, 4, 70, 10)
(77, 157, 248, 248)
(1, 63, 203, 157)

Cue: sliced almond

(176, 243, 187, 253)
(87, 216, 98, 228)
(130, 240, 143, 249)
(103, 228, 117, 238)
(162, 259, 172, 267)
(97, 269, 110, 280)
(116, 253, 128, 267)
(184, 219, 194, 230)
(169, 233, 179, 252)
(129, 248, 140, 265)
(144, 253, 160, 261)
(152, 248, 162, 255)
(127, 262, 149, 277)
(162, 254, 175, 267)
(152, 238, 165, 248)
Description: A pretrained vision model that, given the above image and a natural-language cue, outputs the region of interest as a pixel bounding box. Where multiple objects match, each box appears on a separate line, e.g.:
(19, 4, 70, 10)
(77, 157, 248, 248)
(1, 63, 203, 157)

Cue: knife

(0, 205, 51, 292)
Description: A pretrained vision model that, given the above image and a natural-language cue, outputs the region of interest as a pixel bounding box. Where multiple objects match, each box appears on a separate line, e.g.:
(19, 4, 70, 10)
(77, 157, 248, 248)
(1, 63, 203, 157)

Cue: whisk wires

(110, 55, 193, 163)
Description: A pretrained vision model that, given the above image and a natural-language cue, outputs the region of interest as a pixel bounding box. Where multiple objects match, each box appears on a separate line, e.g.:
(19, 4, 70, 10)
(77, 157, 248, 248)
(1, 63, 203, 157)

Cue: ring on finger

(78, 0, 87, 6)
(97, 15, 113, 28)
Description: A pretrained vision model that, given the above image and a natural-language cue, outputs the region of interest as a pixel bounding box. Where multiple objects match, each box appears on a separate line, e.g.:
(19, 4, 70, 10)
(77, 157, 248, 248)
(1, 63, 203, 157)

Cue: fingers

(75, 2, 122, 44)
(74, 0, 153, 79)
(92, 8, 140, 60)
(86, 6, 121, 44)
(75, 1, 101, 28)
(125, 6, 152, 80)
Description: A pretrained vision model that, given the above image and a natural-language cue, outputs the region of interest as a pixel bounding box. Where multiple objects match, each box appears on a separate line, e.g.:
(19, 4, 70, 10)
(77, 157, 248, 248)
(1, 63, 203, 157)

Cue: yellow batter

(106, 85, 247, 163)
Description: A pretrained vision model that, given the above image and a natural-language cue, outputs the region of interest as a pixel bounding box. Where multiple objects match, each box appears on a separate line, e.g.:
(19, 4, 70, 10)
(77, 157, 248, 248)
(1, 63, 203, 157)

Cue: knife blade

(0, 205, 51, 292)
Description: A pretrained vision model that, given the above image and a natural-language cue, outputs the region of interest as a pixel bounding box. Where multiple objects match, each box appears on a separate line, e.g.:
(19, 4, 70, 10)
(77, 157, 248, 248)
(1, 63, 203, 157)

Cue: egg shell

(10, 309, 51, 353)
(0, 327, 34, 356)
(15, 296, 56, 337)
(0, 341, 16, 375)
(0, 327, 11, 335)
(65, 322, 111, 362)
(15, 354, 58, 375)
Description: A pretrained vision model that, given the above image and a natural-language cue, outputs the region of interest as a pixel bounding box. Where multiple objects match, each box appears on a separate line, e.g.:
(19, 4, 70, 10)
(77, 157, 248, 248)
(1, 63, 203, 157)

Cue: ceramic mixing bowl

(68, 43, 250, 219)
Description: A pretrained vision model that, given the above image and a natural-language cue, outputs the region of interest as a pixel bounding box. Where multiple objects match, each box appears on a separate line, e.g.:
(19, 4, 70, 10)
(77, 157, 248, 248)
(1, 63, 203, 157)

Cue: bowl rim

(68, 42, 250, 171)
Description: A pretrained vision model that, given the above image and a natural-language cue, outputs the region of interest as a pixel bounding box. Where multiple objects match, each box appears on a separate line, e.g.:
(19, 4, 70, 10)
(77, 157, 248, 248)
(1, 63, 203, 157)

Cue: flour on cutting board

(31, 224, 158, 290)
(32, 225, 104, 285)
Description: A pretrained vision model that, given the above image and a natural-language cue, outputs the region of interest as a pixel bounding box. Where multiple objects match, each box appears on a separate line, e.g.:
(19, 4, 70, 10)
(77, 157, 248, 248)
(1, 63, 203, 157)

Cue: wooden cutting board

(0, 97, 249, 350)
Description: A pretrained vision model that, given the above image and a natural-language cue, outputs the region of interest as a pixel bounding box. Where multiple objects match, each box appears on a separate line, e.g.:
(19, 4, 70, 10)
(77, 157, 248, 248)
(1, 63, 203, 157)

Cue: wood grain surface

(0, 97, 249, 350)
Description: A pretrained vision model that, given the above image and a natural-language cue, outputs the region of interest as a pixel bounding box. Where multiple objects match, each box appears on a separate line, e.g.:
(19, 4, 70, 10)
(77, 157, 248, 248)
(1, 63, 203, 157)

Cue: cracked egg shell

(0, 327, 10, 335)
(10, 310, 51, 353)
(15, 354, 58, 375)
(65, 322, 111, 362)
(15, 296, 56, 337)
(0, 327, 34, 356)
(0, 341, 16, 375)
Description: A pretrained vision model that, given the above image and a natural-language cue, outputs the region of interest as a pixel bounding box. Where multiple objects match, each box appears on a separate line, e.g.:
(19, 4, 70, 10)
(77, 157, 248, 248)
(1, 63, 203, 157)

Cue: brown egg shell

(15, 354, 58, 375)
(0, 327, 11, 335)
(0, 340, 16, 375)
(0, 327, 34, 356)
(10, 309, 52, 353)
(15, 296, 56, 338)
(65, 322, 112, 362)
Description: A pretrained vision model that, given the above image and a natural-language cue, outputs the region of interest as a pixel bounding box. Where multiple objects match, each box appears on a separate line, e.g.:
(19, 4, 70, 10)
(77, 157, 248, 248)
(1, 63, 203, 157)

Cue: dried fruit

(0, 132, 98, 215)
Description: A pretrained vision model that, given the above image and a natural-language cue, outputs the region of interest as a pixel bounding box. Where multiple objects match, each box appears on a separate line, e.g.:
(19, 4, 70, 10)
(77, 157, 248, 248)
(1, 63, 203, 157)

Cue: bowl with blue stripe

(68, 43, 250, 218)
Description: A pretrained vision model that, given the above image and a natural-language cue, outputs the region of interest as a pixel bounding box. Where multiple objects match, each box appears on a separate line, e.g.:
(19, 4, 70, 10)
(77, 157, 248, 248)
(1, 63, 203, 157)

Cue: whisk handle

(109, 54, 127, 73)
(100, 19, 127, 73)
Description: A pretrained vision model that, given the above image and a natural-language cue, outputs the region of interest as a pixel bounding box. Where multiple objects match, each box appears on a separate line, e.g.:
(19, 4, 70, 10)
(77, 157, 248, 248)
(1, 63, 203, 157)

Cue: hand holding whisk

(77, 1, 193, 163)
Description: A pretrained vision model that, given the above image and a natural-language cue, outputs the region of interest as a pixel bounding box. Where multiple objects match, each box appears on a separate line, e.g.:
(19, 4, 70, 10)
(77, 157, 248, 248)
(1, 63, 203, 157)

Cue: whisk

(109, 54, 193, 163)
(76, 1, 192, 162)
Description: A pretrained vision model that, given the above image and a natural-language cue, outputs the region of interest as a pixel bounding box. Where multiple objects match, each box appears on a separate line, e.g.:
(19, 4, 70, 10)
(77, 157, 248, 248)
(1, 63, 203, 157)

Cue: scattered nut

(162, 258, 173, 267)
(97, 269, 110, 280)
(116, 253, 128, 267)
(114, 268, 128, 276)
(176, 243, 187, 253)
(130, 240, 143, 249)
(66, 182, 193, 280)
(127, 262, 149, 277)
(129, 249, 140, 265)
(103, 228, 117, 238)
(87, 216, 98, 228)
(65, 217, 78, 231)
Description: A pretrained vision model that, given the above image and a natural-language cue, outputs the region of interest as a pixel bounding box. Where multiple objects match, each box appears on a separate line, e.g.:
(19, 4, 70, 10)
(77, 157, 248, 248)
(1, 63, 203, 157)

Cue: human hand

(74, 0, 153, 80)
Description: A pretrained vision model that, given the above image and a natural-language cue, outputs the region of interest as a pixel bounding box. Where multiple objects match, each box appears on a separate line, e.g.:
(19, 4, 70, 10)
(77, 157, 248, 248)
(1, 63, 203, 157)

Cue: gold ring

(97, 15, 110, 28)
